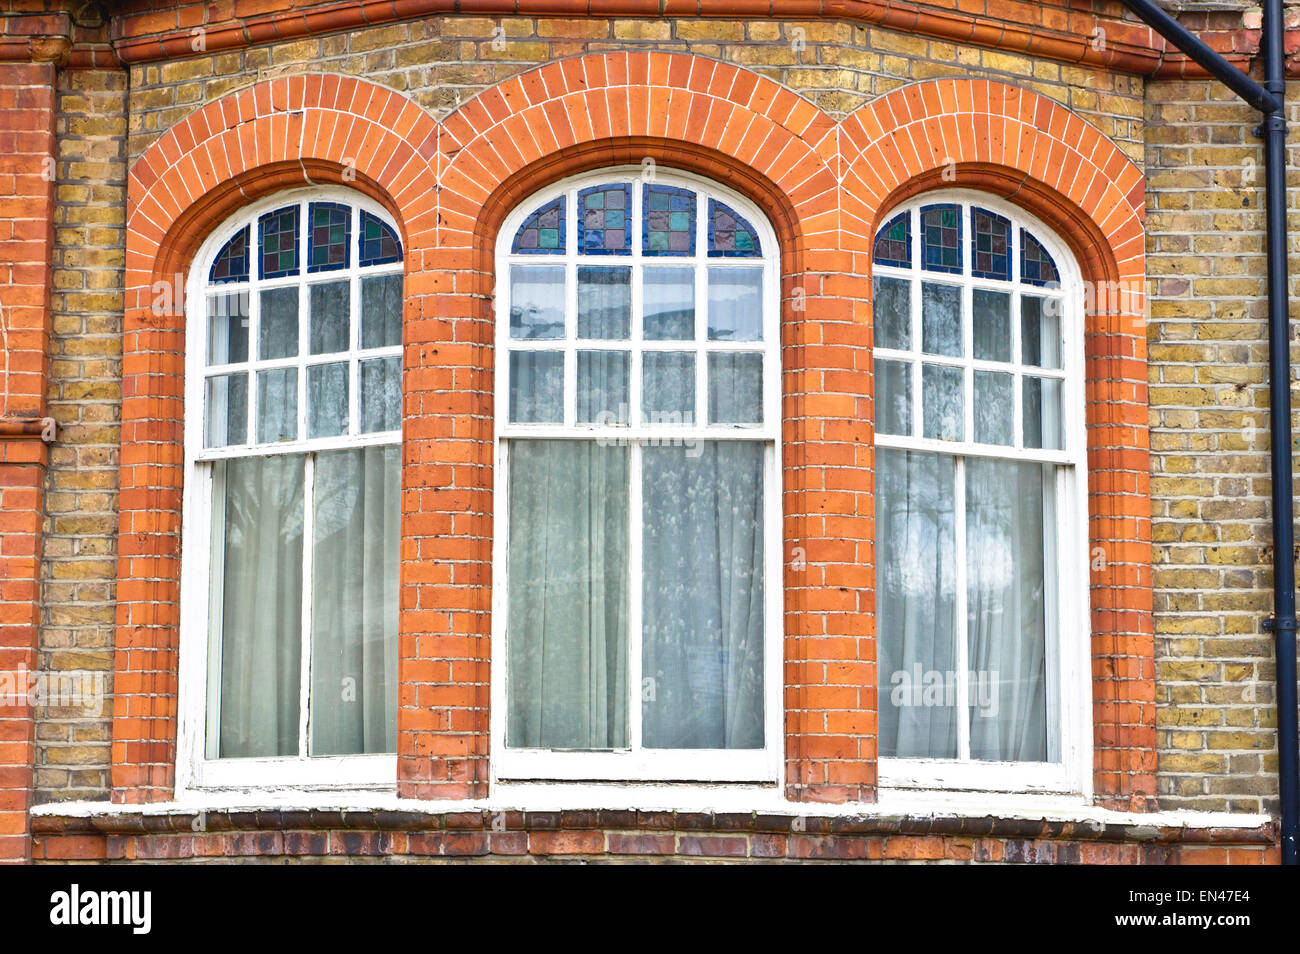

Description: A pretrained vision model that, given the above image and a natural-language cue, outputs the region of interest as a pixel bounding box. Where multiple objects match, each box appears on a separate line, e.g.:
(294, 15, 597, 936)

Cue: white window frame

(491, 168, 784, 784)
(176, 187, 403, 795)
(872, 191, 1093, 797)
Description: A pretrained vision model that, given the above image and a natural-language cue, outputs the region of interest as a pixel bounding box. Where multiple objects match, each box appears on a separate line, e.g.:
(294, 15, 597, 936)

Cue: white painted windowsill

(30, 785, 1270, 832)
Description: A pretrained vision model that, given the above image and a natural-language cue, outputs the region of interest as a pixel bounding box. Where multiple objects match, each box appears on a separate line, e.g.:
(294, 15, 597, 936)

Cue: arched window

(493, 170, 781, 782)
(180, 189, 405, 791)
(871, 193, 1089, 794)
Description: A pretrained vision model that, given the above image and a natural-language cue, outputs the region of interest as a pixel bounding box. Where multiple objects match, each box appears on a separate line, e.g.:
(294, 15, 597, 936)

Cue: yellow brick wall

(36, 68, 126, 803)
(1145, 77, 1300, 813)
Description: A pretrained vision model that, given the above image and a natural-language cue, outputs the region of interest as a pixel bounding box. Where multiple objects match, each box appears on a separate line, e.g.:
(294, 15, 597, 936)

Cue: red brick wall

(112, 58, 1154, 809)
(838, 81, 1154, 805)
(0, 59, 56, 862)
(113, 76, 441, 802)
(30, 807, 1277, 864)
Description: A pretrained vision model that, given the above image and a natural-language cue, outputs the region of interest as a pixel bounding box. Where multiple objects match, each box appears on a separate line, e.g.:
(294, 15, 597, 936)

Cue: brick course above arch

(113, 58, 1155, 809)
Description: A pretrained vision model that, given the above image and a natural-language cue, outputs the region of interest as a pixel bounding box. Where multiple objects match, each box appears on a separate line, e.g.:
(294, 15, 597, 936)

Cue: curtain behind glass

(876, 448, 958, 758)
(641, 442, 765, 749)
(211, 454, 304, 758)
(309, 445, 400, 756)
(965, 458, 1051, 761)
(507, 440, 630, 749)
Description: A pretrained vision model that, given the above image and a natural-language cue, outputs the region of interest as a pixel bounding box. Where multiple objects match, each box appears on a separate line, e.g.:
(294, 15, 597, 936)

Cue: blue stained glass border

(511, 196, 566, 255)
(873, 211, 912, 269)
(707, 198, 762, 258)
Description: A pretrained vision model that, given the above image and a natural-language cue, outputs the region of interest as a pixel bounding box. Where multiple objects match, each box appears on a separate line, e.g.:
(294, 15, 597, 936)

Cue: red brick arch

(842, 78, 1155, 809)
(840, 78, 1145, 288)
(410, 51, 874, 802)
(114, 74, 439, 802)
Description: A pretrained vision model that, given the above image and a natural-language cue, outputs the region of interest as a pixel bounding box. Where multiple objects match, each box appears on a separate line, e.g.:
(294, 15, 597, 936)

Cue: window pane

(210, 226, 250, 284)
(307, 201, 350, 273)
(579, 183, 631, 254)
(707, 266, 763, 341)
(707, 198, 761, 258)
(259, 286, 299, 360)
(921, 203, 962, 274)
(873, 275, 910, 351)
(708, 352, 762, 425)
(360, 356, 401, 433)
(973, 370, 1013, 446)
(361, 274, 403, 349)
(642, 351, 695, 425)
(256, 367, 297, 443)
(310, 445, 400, 756)
(577, 266, 631, 339)
(971, 207, 1011, 281)
(873, 211, 911, 269)
(309, 280, 350, 355)
(644, 266, 694, 340)
(258, 205, 299, 279)
(1020, 229, 1060, 287)
(642, 442, 764, 749)
(921, 363, 963, 442)
(510, 265, 566, 340)
(643, 184, 695, 256)
(972, 289, 1011, 362)
(876, 448, 958, 759)
(508, 351, 563, 424)
(359, 209, 403, 266)
(921, 282, 961, 357)
(875, 358, 912, 436)
(307, 361, 349, 439)
(511, 196, 565, 255)
(207, 292, 249, 365)
(1021, 295, 1062, 369)
(965, 457, 1053, 762)
(576, 350, 630, 425)
(507, 441, 629, 749)
(204, 372, 248, 448)
(210, 454, 304, 758)
(1022, 376, 1063, 450)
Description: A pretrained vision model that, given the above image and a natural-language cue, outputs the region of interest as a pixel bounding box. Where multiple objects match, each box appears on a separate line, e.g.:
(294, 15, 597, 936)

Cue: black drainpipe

(1118, 0, 1297, 865)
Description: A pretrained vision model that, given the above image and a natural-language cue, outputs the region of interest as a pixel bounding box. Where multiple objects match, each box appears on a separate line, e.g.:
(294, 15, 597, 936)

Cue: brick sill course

(30, 790, 1275, 862)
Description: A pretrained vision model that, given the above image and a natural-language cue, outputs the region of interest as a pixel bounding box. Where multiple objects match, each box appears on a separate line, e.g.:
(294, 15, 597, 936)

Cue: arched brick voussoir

(439, 51, 837, 205)
(841, 78, 1144, 258)
(127, 74, 441, 288)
